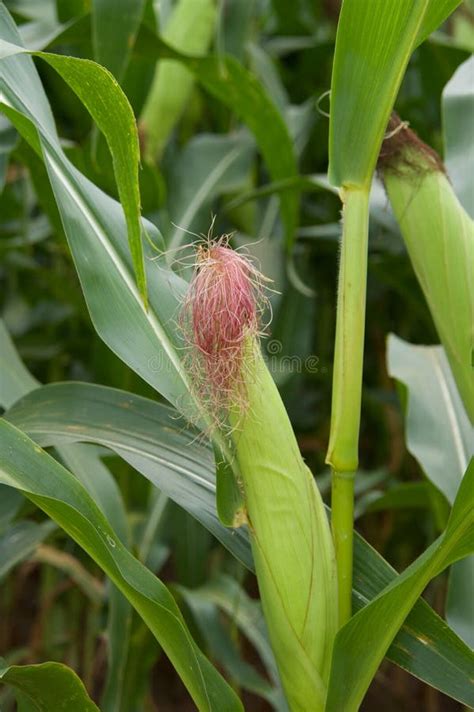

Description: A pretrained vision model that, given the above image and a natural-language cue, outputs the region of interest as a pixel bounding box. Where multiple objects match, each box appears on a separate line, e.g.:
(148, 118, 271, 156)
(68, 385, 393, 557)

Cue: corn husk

(380, 118, 474, 423)
(231, 346, 338, 712)
(182, 240, 338, 711)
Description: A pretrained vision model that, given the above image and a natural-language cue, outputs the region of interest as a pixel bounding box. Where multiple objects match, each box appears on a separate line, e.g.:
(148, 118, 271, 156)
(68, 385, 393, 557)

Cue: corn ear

(230, 345, 338, 712)
(140, 0, 216, 162)
(379, 118, 474, 423)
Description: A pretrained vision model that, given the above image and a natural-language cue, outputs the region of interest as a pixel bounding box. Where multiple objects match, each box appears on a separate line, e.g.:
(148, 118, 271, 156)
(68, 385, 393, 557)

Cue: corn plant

(0, 1, 473, 711)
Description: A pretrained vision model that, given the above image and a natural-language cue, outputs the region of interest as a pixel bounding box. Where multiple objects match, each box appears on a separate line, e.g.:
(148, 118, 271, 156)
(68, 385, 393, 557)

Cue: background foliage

(0, 0, 473, 710)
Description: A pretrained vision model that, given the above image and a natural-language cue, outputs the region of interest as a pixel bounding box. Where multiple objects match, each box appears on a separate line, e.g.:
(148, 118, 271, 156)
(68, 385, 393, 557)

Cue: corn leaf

(0, 6, 146, 305)
(0, 419, 243, 712)
(5, 381, 252, 570)
(443, 55, 474, 217)
(0, 22, 189, 411)
(0, 660, 99, 711)
(329, 0, 462, 188)
(388, 334, 474, 649)
(0, 319, 132, 712)
(325, 459, 474, 712)
(0, 7, 243, 527)
(416, 1, 463, 45)
(5, 381, 474, 708)
(387, 335, 473, 504)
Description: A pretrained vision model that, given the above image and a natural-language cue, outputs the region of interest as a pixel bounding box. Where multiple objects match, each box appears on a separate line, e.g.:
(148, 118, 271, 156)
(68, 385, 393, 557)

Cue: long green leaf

(6, 381, 474, 707)
(387, 334, 473, 505)
(416, 1, 463, 45)
(352, 526, 474, 706)
(326, 459, 474, 712)
(0, 660, 99, 711)
(442, 55, 474, 218)
(388, 334, 474, 649)
(329, 0, 462, 187)
(178, 574, 288, 711)
(0, 419, 243, 712)
(0, 7, 243, 523)
(446, 556, 474, 649)
(0, 10, 146, 305)
(0, 18, 189, 410)
(5, 381, 252, 570)
(0, 319, 131, 712)
(177, 580, 286, 710)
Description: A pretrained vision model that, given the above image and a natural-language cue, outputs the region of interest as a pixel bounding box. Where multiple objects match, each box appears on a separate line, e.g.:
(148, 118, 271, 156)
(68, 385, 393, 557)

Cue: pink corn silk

(182, 241, 264, 415)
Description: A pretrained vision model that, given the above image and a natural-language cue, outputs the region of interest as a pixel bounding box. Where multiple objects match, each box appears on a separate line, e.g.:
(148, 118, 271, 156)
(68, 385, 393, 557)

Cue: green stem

(326, 187, 370, 625)
(331, 470, 355, 625)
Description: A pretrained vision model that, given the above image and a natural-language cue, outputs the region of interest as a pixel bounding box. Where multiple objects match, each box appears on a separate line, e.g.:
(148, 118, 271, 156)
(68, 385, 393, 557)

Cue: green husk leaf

(380, 125, 474, 422)
(229, 347, 338, 712)
(213, 444, 246, 528)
